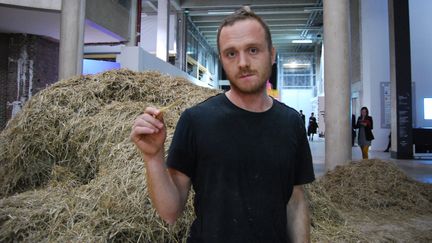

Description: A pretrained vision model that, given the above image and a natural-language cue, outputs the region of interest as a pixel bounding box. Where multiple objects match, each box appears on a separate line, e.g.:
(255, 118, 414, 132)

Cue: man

(131, 7, 315, 243)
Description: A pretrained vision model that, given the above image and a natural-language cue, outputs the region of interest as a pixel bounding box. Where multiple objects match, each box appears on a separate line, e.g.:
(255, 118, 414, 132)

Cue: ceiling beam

(180, 0, 317, 9)
(170, 0, 181, 10)
(144, 0, 157, 12)
(188, 8, 309, 16)
(190, 14, 310, 22)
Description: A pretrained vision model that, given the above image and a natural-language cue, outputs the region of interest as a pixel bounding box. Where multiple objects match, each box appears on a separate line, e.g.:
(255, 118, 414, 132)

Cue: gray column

(59, 0, 86, 80)
(323, 0, 351, 171)
(175, 11, 187, 71)
(156, 0, 169, 61)
(127, 0, 138, 47)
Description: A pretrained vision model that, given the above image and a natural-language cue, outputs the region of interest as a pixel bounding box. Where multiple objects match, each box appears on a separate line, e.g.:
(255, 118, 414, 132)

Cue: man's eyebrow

(221, 46, 235, 53)
(221, 42, 263, 52)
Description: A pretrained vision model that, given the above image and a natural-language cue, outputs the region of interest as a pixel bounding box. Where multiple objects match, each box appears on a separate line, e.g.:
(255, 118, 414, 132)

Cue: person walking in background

(352, 114, 356, 147)
(299, 110, 306, 125)
(307, 112, 318, 141)
(355, 107, 374, 159)
(384, 133, 391, 152)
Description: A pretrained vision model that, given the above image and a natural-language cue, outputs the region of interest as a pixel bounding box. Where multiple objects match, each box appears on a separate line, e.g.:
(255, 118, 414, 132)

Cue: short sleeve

(293, 117, 315, 185)
(166, 110, 196, 179)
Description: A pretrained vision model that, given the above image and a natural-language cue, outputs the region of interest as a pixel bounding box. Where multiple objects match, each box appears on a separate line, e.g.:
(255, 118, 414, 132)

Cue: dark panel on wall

(389, 0, 413, 159)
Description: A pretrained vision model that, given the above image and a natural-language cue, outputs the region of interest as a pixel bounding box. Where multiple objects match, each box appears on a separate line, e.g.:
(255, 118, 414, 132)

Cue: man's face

(219, 19, 275, 95)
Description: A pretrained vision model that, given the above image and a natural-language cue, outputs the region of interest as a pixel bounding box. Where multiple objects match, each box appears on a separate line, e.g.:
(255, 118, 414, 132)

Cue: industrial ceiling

(142, 0, 323, 54)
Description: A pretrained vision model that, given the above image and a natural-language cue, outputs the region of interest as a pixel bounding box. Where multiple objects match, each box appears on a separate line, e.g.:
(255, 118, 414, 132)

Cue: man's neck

(225, 89, 273, 112)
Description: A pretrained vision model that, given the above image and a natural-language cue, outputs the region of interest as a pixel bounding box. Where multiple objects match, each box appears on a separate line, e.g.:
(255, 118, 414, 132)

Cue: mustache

(238, 68, 256, 76)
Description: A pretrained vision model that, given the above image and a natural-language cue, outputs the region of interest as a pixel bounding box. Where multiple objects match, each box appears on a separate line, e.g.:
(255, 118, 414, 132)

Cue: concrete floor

(310, 137, 432, 184)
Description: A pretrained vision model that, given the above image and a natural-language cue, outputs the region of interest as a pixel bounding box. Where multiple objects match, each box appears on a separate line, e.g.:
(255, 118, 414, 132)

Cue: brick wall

(33, 36, 59, 94)
(0, 35, 10, 129)
(0, 34, 59, 130)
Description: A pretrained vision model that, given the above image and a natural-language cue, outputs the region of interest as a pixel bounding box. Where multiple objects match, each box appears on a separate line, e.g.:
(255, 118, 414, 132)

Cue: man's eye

(226, 52, 236, 58)
(249, 48, 258, 54)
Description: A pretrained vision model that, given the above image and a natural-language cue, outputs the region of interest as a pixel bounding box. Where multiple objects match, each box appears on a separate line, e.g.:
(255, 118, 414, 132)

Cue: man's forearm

(286, 186, 311, 243)
(145, 154, 184, 224)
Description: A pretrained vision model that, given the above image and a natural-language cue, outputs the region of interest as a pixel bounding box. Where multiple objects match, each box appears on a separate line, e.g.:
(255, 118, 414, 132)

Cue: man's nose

(238, 52, 250, 69)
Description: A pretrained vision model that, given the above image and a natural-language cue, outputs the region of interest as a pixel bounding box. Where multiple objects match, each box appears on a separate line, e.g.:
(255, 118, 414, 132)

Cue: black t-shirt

(167, 94, 315, 243)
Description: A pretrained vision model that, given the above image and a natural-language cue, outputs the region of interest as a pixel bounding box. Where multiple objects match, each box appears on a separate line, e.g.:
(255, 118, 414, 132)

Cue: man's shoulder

(181, 93, 225, 120)
(273, 99, 301, 117)
(187, 93, 224, 111)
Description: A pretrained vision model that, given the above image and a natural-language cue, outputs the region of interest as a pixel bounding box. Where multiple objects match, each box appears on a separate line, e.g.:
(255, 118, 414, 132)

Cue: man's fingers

(145, 107, 161, 117)
(133, 126, 159, 135)
(133, 118, 161, 133)
(136, 113, 164, 129)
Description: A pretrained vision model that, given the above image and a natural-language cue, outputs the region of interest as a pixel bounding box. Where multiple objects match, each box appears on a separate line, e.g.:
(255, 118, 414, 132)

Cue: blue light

(83, 59, 120, 75)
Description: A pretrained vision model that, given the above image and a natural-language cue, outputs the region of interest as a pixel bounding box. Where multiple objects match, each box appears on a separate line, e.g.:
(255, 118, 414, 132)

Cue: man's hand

(130, 107, 167, 162)
(130, 107, 191, 224)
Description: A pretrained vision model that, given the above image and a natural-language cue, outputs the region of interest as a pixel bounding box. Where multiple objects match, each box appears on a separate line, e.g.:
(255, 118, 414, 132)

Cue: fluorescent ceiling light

(283, 62, 311, 69)
(292, 39, 313, 44)
(207, 11, 234, 15)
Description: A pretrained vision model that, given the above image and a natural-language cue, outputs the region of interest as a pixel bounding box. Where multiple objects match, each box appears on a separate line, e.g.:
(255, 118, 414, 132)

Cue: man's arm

(286, 185, 311, 243)
(145, 155, 191, 224)
(131, 107, 191, 224)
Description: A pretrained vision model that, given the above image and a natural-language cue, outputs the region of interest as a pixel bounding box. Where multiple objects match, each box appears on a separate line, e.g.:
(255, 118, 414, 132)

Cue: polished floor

(310, 137, 432, 184)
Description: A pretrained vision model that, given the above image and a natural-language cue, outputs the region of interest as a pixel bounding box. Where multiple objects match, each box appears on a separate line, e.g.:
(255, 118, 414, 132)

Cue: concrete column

(350, 0, 361, 84)
(59, 0, 86, 80)
(175, 11, 187, 71)
(323, 0, 351, 171)
(127, 0, 138, 46)
(156, 0, 169, 61)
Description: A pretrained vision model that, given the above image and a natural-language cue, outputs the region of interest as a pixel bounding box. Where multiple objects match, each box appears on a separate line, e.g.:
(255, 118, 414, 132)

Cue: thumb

(155, 110, 165, 123)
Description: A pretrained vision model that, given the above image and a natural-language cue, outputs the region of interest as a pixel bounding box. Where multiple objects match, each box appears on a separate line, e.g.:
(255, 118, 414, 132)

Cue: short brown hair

(216, 7, 273, 54)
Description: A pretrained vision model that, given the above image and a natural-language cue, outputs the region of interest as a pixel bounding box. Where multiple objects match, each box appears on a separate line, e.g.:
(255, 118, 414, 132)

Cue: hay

(320, 159, 432, 213)
(0, 69, 430, 242)
(0, 69, 216, 242)
(305, 182, 367, 242)
(0, 69, 217, 196)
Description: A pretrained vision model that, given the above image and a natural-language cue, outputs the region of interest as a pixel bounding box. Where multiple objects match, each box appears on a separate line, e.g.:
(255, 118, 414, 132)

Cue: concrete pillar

(127, 0, 138, 46)
(388, 0, 413, 159)
(156, 0, 169, 61)
(323, 0, 351, 171)
(175, 11, 187, 71)
(350, 0, 361, 84)
(59, 0, 86, 80)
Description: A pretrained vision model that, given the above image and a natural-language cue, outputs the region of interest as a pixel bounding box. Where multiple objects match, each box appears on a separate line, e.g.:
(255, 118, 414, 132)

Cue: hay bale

(320, 159, 432, 213)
